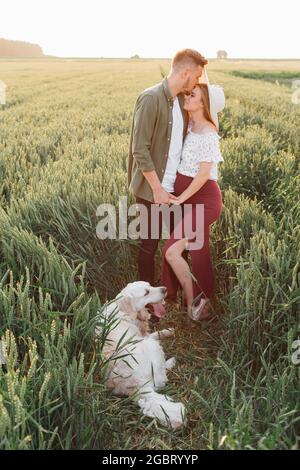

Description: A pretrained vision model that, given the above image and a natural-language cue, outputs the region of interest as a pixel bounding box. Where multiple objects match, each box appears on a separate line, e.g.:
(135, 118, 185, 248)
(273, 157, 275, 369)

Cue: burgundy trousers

(160, 173, 223, 300)
(135, 191, 189, 293)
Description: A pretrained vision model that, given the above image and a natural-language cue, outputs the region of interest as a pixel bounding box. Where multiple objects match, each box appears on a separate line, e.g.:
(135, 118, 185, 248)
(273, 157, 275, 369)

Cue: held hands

(153, 188, 170, 205)
(153, 187, 184, 206)
(169, 193, 185, 205)
(169, 194, 183, 205)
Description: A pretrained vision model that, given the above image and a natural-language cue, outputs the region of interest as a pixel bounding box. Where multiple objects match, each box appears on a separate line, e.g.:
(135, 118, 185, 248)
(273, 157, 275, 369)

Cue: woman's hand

(170, 194, 185, 205)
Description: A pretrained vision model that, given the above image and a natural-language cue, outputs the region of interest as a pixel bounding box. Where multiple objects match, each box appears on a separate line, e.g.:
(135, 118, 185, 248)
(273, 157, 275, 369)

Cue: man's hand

(153, 187, 170, 205)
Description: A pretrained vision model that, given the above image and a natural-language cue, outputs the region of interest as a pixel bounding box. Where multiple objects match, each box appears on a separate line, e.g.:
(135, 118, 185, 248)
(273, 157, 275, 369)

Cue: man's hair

(172, 49, 208, 71)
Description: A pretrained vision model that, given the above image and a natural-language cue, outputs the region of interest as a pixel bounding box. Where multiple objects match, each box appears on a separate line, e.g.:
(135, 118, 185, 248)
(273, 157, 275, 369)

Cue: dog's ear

(117, 296, 137, 318)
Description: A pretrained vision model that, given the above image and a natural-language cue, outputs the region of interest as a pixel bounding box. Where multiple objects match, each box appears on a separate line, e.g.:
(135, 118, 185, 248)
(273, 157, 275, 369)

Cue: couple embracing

(128, 49, 225, 323)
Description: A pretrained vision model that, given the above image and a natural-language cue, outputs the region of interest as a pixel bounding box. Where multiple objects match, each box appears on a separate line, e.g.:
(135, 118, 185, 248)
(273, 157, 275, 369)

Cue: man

(128, 49, 208, 318)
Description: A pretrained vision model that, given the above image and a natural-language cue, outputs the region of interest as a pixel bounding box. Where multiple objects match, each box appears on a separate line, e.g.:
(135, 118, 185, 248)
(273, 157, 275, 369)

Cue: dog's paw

(166, 357, 176, 370)
(160, 328, 174, 338)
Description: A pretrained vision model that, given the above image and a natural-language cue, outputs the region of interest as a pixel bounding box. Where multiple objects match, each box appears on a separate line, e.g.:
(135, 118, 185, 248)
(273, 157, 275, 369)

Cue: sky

(1, 0, 299, 59)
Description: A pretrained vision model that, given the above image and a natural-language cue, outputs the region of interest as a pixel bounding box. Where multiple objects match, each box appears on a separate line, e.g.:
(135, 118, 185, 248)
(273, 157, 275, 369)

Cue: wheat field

(0, 58, 299, 450)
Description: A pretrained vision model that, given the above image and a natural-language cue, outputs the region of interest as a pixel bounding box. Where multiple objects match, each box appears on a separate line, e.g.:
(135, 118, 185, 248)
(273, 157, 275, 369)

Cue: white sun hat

(200, 68, 225, 131)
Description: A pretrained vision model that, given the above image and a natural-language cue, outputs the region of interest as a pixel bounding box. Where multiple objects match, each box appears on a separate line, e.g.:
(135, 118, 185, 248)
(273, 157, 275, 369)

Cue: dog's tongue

(149, 301, 166, 318)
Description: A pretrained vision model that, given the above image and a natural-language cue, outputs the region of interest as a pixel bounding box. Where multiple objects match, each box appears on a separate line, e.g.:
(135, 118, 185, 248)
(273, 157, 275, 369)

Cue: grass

(229, 70, 300, 87)
(0, 58, 299, 449)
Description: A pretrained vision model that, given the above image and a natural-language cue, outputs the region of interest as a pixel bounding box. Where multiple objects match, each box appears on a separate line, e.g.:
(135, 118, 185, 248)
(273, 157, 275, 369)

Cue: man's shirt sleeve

(131, 94, 157, 172)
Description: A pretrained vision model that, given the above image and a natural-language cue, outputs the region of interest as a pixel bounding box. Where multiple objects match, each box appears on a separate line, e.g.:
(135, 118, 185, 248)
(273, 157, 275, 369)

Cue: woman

(160, 79, 225, 321)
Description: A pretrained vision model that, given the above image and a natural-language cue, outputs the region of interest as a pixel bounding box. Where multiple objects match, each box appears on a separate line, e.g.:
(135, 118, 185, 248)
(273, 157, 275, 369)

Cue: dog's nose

(161, 287, 167, 294)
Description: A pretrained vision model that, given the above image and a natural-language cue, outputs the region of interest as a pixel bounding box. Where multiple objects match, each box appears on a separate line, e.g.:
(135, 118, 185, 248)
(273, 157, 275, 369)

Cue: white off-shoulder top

(177, 129, 224, 180)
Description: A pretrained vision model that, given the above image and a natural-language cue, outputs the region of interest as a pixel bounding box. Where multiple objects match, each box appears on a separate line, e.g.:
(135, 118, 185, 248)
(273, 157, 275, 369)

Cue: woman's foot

(188, 297, 212, 322)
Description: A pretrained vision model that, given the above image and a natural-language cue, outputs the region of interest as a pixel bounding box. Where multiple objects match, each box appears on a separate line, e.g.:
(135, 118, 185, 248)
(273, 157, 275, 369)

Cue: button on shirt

(161, 97, 184, 193)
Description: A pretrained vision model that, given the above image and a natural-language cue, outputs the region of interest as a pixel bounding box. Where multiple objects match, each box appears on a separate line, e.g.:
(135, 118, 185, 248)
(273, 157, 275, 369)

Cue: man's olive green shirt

(128, 77, 189, 203)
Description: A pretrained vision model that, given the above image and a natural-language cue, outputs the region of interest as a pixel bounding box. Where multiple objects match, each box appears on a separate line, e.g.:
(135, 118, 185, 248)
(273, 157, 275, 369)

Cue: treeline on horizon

(0, 38, 44, 57)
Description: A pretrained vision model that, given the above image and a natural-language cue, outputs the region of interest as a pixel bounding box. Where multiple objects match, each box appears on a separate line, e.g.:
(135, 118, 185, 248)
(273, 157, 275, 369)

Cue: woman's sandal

(188, 293, 213, 322)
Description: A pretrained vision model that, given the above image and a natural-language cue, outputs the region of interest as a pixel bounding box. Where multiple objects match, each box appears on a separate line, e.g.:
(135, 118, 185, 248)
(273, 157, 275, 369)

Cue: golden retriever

(95, 281, 186, 429)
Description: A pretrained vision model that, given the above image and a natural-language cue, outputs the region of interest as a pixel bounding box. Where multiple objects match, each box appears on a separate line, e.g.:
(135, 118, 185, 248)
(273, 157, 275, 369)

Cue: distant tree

(217, 50, 228, 59)
(0, 38, 44, 57)
(130, 54, 140, 59)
